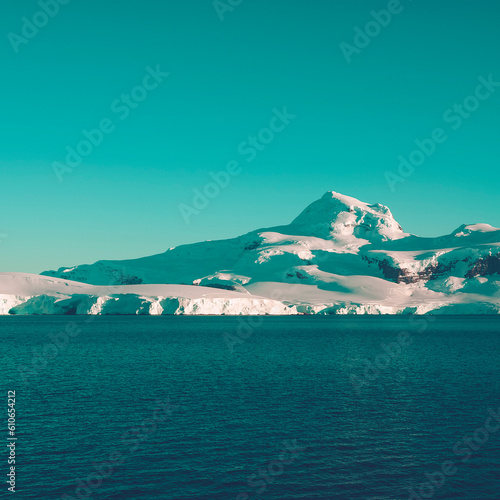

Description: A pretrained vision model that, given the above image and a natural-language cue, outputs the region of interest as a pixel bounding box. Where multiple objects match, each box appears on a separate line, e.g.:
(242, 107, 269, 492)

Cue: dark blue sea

(2, 316, 500, 500)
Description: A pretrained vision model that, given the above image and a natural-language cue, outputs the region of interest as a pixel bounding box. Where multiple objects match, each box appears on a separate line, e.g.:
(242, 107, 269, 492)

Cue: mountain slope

(1, 191, 499, 315)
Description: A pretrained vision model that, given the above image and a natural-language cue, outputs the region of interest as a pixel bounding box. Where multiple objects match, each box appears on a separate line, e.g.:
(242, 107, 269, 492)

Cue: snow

(2, 191, 499, 315)
(289, 191, 409, 243)
(0, 273, 296, 316)
(454, 223, 500, 237)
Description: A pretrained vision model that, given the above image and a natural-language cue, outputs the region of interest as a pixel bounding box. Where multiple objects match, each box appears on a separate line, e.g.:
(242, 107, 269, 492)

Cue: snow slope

(0, 273, 296, 316)
(1, 191, 499, 315)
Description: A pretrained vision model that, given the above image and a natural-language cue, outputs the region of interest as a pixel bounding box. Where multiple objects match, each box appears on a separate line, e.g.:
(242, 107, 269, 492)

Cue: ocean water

(2, 316, 500, 500)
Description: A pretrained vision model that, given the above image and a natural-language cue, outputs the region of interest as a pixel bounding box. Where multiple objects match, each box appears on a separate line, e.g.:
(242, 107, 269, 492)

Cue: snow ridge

(1, 191, 499, 315)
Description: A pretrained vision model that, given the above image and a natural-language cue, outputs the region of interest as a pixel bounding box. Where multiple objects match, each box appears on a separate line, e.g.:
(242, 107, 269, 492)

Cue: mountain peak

(291, 191, 407, 242)
(321, 190, 365, 206)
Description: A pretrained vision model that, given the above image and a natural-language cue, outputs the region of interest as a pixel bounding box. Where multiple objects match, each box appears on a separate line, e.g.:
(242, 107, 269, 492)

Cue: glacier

(2, 191, 499, 315)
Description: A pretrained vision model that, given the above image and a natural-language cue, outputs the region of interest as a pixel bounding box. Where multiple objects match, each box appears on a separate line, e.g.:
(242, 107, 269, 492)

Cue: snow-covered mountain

(2, 191, 500, 315)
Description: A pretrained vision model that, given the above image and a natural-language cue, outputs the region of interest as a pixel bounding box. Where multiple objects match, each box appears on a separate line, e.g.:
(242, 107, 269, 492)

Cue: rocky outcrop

(465, 253, 500, 278)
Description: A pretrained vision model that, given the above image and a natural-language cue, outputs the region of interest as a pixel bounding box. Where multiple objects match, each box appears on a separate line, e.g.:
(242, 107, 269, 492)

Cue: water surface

(1, 316, 500, 499)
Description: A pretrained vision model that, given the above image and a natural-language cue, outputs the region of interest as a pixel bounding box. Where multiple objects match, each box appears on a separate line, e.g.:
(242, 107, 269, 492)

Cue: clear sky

(1, 0, 499, 273)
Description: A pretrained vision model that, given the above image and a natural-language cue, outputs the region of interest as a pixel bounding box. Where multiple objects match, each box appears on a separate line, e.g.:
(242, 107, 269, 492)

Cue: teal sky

(1, 0, 499, 273)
